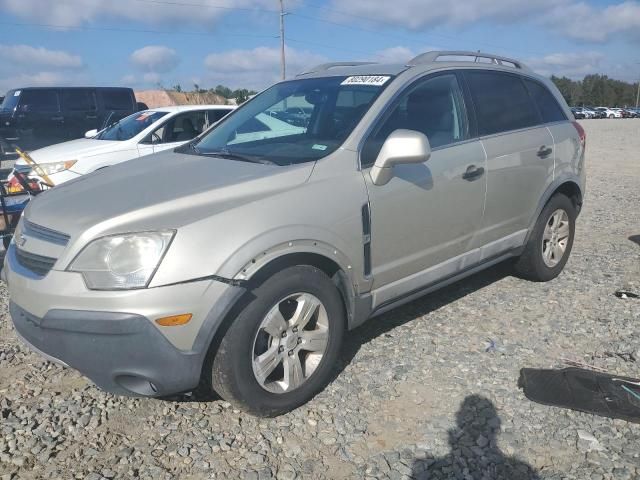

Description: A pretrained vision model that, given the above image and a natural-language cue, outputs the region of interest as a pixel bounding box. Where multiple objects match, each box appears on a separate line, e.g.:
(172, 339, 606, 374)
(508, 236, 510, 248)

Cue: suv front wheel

(514, 193, 576, 282)
(208, 265, 345, 416)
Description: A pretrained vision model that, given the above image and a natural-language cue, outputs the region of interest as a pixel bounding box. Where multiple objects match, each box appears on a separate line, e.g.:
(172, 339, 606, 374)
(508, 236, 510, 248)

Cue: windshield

(95, 111, 168, 141)
(1, 90, 20, 111)
(190, 75, 393, 165)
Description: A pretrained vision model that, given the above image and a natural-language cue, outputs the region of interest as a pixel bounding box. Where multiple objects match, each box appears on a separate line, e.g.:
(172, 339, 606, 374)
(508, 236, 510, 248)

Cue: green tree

(213, 85, 234, 98)
(172, 84, 182, 93)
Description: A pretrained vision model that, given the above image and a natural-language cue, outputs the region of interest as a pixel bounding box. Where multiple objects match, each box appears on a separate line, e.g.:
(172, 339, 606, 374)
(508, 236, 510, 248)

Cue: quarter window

(101, 90, 132, 110)
(524, 79, 566, 124)
(466, 71, 540, 135)
(362, 73, 468, 167)
(62, 90, 97, 111)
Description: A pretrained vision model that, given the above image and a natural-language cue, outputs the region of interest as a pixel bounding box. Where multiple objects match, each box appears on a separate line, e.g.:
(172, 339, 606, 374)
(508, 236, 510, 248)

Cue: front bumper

(4, 244, 246, 397)
(10, 302, 201, 396)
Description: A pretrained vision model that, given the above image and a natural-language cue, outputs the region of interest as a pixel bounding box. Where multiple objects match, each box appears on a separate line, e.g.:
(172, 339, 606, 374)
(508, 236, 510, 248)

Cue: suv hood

(25, 150, 314, 241)
(16, 138, 123, 165)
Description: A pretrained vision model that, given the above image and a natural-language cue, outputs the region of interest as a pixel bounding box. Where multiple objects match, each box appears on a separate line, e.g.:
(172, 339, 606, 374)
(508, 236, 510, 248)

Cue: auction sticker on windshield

(341, 76, 390, 86)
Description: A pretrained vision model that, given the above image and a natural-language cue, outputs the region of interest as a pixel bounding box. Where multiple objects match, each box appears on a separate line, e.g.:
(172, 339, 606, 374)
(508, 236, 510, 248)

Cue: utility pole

(279, 0, 286, 80)
(636, 75, 640, 109)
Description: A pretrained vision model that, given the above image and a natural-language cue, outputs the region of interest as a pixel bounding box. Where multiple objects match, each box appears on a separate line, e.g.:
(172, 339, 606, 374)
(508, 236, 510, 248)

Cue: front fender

(216, 225, 368, 293)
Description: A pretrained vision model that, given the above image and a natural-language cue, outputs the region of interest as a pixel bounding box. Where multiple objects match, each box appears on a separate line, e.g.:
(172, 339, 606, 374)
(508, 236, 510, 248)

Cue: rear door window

(524, 80, 567, 124)
(62, 89, 97, 111)
(101, 90, 133, 110)
(466, 71, 540, 136)
(18, 90, 60, 112)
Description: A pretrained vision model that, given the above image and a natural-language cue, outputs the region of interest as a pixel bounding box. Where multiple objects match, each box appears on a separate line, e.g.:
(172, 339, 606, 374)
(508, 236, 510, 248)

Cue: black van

(0, 87, 137, 151)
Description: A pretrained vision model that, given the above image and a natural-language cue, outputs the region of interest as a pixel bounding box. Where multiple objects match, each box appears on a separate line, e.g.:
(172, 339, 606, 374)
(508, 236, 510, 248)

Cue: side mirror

(370, 129, 431, 186)
(85, 129, 98, 138)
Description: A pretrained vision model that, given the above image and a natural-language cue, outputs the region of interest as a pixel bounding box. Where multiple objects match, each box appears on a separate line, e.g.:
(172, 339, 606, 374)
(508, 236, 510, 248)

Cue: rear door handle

(50, 116, 64, 122)
(462, 165, 485, 181)
(537, 145, 553, 158)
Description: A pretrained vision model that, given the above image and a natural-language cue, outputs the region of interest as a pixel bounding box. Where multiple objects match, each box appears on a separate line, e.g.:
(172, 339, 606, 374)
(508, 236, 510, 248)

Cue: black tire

(514, 194, 576, 282)
(208, 265, 345, 416)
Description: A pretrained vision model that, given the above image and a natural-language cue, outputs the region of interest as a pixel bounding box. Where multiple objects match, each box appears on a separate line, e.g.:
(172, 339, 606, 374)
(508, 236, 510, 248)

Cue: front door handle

(537, 145, 553, 158)
(50, 116, 64, 122)
(462, 165, 485, 181)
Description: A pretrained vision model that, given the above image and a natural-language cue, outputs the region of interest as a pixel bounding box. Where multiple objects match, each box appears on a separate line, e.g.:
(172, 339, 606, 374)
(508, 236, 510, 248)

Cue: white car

(596, 107, 621, 119)
(12, 105, 235, 186)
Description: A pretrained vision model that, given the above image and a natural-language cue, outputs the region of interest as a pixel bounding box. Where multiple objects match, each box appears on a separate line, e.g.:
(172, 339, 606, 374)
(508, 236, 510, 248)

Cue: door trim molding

(370, 229, 527, 310)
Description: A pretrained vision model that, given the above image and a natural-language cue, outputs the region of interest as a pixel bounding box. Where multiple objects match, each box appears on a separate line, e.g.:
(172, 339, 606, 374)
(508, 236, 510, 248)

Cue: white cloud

(326, 0, 562, 29)
(370, 45, 442, 63)
(204, 46, 327, 89)
(0, 44, 85, 92)
(0, 71, 90, 93)
(130, 45, 179, 73)
(546, 1, 640, 42)
(372, 46, 416, 64)
(526, 51, 605, 79)
(0, 44, 82, 69)
(326, 0, 640, 43)
(0, 0, 277, 27)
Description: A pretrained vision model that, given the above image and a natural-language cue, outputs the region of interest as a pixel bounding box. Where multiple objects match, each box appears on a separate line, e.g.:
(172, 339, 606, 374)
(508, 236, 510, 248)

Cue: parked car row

(571, 106, 640, 119)
(11, 105, 235, 186)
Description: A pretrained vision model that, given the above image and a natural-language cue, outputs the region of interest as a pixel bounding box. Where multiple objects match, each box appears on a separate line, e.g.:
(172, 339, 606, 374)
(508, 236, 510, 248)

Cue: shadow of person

(412, 395, 540, 480)
(629, 235, 640, 247)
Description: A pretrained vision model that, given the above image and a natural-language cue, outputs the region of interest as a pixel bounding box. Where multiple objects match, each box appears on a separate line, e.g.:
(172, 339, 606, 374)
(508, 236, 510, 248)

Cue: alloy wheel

(541, 209, 570, 268)
(252, 293, 329, 393)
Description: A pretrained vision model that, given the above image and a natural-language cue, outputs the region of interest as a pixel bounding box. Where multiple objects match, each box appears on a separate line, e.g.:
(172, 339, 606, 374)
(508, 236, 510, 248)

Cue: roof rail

(408, 51, 530, 71)
(297, 62, 377, 76)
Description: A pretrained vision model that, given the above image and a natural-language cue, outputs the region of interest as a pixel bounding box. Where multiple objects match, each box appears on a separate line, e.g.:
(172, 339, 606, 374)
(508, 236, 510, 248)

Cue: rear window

(62, 90, 97, 111)
(101, 90, 133, 110)
(524, 80, 566, 124)
(18, 89, 60, 113)
(466, 71, 540, 136)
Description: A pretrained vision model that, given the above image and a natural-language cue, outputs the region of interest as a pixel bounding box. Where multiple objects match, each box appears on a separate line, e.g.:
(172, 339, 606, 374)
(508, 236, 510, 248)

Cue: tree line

(551, 75, 640, 107)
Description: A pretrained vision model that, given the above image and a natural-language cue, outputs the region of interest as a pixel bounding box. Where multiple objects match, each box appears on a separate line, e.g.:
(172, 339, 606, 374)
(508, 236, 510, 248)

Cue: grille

(22, 221, 70, 246)
(15, 248, 57, 276)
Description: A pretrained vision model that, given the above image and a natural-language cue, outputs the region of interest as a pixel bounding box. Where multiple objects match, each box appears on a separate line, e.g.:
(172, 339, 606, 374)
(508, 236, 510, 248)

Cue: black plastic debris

(518, 367, 640, 423)
(614, 290, 639, 299)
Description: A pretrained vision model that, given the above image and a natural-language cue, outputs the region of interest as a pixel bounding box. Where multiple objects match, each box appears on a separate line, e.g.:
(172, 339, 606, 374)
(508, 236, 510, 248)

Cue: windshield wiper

(199, 150, 278, 165)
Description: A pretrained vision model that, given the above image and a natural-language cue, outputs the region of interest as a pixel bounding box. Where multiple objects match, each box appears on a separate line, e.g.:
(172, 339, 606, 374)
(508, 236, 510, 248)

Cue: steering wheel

(152, 132, 162, 144)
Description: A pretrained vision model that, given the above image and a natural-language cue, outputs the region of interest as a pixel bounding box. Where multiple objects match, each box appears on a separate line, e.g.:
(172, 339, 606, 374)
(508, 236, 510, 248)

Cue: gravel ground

(1, 119, 639, 480)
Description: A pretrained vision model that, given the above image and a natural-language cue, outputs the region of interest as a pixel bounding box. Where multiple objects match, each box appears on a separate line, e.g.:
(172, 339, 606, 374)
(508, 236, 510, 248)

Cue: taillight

(572, 120, 586, 148)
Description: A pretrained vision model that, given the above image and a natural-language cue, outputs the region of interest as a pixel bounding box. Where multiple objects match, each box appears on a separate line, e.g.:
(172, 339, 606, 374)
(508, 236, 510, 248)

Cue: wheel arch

(241, 250, 360, 331)
(524, 177, 583, 246)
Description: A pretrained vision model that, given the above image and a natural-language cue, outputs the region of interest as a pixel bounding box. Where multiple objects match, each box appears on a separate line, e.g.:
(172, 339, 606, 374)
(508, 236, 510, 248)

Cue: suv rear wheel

(514, 194, 576, 282)
(208, 265, 345, 416)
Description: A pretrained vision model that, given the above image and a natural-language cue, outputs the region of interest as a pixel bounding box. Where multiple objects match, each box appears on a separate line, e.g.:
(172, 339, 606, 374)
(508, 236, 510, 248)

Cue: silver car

(4, 51, 586, 416)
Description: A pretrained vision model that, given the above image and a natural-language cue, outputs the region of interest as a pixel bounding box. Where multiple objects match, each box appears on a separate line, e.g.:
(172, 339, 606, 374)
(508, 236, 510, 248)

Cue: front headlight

(36, 160, 77, 175)
(68, 231, 175, 290)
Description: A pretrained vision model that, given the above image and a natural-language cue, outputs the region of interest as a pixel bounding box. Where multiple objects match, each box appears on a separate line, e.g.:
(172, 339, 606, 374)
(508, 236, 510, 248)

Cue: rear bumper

(10, 301, 203, 396)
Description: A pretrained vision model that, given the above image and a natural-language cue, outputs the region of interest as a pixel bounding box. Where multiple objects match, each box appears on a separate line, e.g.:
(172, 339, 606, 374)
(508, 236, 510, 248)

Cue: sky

(0, 0, 639, 93)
